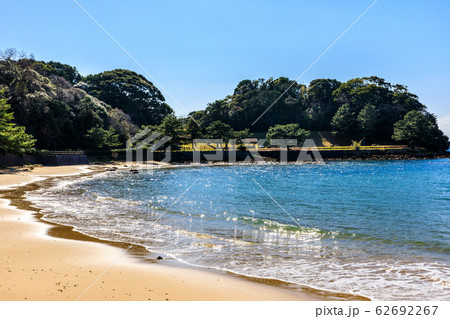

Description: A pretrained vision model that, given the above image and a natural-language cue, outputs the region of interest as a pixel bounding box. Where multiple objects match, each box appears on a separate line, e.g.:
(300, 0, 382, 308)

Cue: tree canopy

(0, 48, 447, 152)
(331, 104, 359, 137)
(392, 111, 449, 151)
(266, 123, 310, 146)
(84, 126, 121, 150)
(33, 61, 82, 84)
(0, 51, 162, 150)
(0, 93, 35, 154)
(190, 75, 447, 150)
(0, 54, 112, 150)
(82, 69, 173, 126)
(196, 77, 308, 132)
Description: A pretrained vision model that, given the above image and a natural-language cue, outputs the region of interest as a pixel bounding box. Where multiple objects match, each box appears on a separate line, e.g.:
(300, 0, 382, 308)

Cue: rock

(157, 256, 163, 260)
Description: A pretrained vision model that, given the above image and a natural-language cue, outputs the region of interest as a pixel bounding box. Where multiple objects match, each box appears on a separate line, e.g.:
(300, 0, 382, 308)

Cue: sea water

(26, 159, 450, 300)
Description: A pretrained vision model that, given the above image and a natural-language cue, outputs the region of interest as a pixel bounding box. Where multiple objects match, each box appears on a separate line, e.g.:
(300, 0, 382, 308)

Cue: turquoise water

(27, 159, 450, 300)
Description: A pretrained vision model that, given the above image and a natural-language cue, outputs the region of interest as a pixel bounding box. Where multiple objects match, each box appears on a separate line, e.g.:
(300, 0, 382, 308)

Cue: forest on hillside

(0, 49, 448, 154)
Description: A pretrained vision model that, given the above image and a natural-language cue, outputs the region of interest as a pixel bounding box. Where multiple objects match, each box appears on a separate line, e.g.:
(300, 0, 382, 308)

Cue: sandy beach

(0, 165, 319, 301)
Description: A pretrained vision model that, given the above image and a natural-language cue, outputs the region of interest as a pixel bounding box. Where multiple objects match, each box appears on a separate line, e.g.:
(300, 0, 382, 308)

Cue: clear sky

(2, 0, 450, 135)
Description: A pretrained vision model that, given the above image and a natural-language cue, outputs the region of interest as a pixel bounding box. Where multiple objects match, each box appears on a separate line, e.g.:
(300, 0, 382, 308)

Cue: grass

(313, 145, 406, 151)
(177, 144, 407, 152)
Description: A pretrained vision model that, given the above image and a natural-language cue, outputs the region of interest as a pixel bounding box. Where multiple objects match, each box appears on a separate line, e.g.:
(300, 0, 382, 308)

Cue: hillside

(0, 49, 171, 151)
(191, 77, 449, 151)
(0, 49, 448, 154)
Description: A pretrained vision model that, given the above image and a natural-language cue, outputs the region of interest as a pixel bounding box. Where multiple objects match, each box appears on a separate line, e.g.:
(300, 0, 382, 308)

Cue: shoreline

(0, 164, 368, 301)
(85, 148, 450, 165)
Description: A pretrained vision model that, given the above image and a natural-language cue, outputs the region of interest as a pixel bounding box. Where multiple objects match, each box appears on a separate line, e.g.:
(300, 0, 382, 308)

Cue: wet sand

(0, 165, 323, 301)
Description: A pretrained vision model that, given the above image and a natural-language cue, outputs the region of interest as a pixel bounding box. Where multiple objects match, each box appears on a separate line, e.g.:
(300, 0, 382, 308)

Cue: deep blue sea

(27, 159, 450, 300)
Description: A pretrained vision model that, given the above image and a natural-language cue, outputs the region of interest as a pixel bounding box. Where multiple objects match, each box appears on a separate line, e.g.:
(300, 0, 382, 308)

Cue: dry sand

(0, 165, 317, 301)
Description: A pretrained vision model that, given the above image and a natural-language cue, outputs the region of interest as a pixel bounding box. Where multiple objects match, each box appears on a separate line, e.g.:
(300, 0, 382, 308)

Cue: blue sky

(2, 0, 450, 134)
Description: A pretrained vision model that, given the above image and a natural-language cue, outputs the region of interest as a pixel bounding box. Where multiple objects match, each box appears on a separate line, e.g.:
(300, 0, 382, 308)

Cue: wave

(24, 167, 450, 301)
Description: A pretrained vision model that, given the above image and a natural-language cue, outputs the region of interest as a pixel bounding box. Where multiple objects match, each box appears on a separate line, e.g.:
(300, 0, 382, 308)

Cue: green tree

(84, 126, 121, 150)
(0, 95, 36, 155)
(184, 118, 202, 148)
(306, 78, 341, 129)
(332, 76, 426, 140)
(159, 115, 182, 136)
(331, 104, 359, 137)
(232, 128, 251, 151)
(158, 115, 183, 148)
(199, 77, 308, 132)
(206, 120, 233, 149)
(232, 128, 250, 140)
(0, 54, 110, 150)
(33, 61, 82, 84)
(2, 50, 449, 152)
(83, 69, 173, 126)
(392, 110, 449, 151)
(206, 120, 233, 138)
(135, 115, 184, 149)
(266, 123, 309, 146)
(357, 104, 381, 138)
